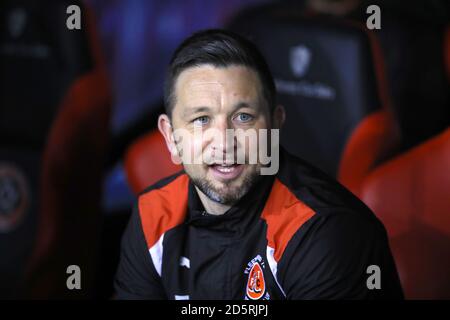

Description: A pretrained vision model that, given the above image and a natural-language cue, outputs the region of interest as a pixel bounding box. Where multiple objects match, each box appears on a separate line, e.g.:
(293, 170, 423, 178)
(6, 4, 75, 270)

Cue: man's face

(169, 64, 272, 205)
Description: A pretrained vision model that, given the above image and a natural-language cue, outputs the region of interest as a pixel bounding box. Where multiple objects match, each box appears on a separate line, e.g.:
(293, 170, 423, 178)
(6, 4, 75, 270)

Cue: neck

(195, 186, 231, 215)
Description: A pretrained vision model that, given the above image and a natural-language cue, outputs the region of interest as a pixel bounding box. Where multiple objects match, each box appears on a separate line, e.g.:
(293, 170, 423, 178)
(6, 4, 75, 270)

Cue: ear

(272, 104, 286, 129)
(158, 114, 181, 163)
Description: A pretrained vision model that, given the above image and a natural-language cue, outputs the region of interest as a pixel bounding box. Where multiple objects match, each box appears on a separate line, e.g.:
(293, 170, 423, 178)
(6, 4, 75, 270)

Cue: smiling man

(114, 29, 403, 300)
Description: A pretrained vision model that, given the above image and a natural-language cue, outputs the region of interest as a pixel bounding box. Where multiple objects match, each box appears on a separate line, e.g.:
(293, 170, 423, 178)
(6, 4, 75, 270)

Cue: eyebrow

(182, 106, 211, 117)
(182, 101, 257, 118)
(232, 101, 254, 111)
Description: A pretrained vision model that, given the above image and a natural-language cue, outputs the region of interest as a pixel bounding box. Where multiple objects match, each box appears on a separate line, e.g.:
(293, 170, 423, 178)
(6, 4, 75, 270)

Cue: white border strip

(149, 233, 164, 276)
(266, 246, 286, 298)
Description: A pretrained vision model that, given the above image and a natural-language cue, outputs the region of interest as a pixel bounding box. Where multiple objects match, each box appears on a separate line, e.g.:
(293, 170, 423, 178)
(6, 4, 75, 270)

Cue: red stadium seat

(124, 130, 182, 195)
(0, 0, 111, 298)
(24, 3, 112, 298)
(360, 128, 450, 299)
(338, 109, 400, 196)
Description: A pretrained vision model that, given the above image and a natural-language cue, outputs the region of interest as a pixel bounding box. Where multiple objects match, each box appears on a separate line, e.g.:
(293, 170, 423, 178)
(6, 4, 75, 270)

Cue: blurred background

(0, 0, 449, 299)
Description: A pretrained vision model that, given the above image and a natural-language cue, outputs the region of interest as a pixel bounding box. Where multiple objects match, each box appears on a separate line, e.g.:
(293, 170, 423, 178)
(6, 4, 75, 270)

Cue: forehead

(174, 65, 263, 107)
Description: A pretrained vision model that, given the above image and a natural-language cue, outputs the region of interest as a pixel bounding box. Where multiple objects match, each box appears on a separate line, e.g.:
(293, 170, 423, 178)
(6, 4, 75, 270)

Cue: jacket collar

(185, 173, 274, 238)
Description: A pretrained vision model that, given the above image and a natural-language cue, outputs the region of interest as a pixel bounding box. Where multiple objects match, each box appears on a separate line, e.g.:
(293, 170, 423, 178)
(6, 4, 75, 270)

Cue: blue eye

(236, 113, 254, 123)
(193, 116, 209, 126)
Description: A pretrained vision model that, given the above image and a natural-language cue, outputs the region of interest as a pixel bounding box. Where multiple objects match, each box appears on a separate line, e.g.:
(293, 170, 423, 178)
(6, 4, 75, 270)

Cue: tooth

(217, 166, 234, 173)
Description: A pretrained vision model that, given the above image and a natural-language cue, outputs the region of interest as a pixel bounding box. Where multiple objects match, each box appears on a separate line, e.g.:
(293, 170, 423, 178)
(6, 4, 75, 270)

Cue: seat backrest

(0, 0, 92, 147)
(124, 130, 182, 195)
(361, 127, 450, 299)
(0, 0, 95, 298)
(229, 14, 389, 178)
(0, 1, 112, 298)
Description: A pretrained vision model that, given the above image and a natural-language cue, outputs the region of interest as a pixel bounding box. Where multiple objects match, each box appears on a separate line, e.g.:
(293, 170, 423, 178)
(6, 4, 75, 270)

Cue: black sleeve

(114, 202, 167, 300)
(277, 210, 404, 300)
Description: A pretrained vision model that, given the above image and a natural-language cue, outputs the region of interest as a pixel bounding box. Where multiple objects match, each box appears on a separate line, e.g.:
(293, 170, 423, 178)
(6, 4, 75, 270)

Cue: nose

(208, 116, 235, 158)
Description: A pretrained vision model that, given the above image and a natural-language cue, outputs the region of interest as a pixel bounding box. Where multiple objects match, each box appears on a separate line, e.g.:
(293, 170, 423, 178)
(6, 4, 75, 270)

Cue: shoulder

(137, 171, 190, 249)
(277, 148, 380, 223)
(264, 149, 387, 262)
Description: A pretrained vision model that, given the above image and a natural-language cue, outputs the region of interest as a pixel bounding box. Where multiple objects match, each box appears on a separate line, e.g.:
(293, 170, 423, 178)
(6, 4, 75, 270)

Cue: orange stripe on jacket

(139, 174, 190, 248)
(262, 178, 316, 262)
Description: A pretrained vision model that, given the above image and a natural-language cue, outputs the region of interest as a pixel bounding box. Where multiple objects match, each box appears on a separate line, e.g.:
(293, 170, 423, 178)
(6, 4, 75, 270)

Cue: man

(114, 29, 403, 299)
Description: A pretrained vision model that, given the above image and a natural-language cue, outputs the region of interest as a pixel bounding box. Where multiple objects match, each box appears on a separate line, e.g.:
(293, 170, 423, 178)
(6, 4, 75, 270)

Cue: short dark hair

(164, 29, 276, 118)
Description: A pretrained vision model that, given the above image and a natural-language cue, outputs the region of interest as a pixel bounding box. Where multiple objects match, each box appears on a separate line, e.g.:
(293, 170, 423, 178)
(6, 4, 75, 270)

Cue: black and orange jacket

(114, 149, 403, 299)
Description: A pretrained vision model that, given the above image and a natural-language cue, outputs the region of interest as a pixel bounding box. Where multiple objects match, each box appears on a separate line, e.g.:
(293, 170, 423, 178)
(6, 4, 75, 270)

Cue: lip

(209, 164, 245, 181)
